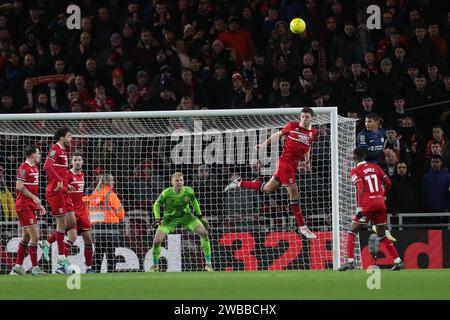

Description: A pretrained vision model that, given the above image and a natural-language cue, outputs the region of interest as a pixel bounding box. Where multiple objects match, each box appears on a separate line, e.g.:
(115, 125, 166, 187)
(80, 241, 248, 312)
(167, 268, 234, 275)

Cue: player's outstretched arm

(257, 130, 283, 149)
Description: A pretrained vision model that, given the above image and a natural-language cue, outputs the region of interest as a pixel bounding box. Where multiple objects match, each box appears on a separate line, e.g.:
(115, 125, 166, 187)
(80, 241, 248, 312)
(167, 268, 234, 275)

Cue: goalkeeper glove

(199, 216, 210, 231)
(153, 219, 162, 228)
(371, 225, 397, 242)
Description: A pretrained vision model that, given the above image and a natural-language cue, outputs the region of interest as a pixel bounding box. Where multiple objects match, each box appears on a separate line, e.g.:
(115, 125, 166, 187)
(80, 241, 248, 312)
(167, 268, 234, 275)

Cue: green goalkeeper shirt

(153, 186, 202, 220)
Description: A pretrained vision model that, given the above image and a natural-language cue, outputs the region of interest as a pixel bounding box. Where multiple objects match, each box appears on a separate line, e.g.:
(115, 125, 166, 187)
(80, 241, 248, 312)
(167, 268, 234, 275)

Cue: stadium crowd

(0, 0, 450, 224)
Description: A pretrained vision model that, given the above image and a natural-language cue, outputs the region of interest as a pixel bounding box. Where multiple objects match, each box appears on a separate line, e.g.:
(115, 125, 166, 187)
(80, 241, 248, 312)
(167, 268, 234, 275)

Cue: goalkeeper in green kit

(149, 172, 213, 272)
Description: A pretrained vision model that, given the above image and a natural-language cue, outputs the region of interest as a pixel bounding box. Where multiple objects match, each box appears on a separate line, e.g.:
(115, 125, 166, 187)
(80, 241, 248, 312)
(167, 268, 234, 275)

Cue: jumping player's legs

(284, 183, 317, 239)
(371, 212, 402, 268)
(63, 212, 77, 257)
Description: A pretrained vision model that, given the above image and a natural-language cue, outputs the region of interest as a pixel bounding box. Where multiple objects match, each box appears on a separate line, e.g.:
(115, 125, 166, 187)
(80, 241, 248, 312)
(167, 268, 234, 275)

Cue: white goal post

(0, 107, 358, 273)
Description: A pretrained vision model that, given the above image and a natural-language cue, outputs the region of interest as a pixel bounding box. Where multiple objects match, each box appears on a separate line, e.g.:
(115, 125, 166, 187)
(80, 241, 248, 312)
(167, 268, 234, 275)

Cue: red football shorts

(353, 208, 387, 225)
(46, 191, 74, 216)
(273, 158, 298, 186)
(75, 210, 91, 231)
(16, 203, 37, 228)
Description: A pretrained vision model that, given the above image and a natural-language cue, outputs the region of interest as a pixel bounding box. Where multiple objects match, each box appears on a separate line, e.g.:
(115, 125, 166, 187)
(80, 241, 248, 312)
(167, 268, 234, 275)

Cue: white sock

(58, 255, 66, 261)
(394, 257, 401, 264)
(300, 225, 307, 231)
(348, 258, 354, 263)
(15, 264, 21, 268)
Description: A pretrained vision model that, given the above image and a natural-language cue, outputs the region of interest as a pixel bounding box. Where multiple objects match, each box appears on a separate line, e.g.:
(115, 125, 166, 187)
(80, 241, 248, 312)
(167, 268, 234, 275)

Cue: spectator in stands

(205, 62, 231, 109)
(83, 57, 105, 89)
(425, 125, 446, 159)
(0, 91, 19, 113)
(231, 78, 259, 109)
(387, 161, 421, 216)
(268, 77, 299, 108)
(382, 149, 399, 177)
(123, 84, 140, 111)
(407, 73, 437, 132)
(428, 23, 448, 61)
(343, 61, 370, 113)
(397, 115, 425, 177)
(151, 85, 177, 111)
(218, 16, 255, 66)
(436, 72, 450, 105)
(360, 95, 377, 121)
(89, 82, 115, 112)
(175, 68, 208, 108)
(440, 102, 450, 140)
(422, 155, 450, 222)
(132, 28, 160, 73)
(384, 126, 411, 167)
(73, 75, 91, 103)
(426, 63, 443, 91)
(384, 95, 410, 128)
(356, 113, 386, 164)
(108, 68, 127, 108)
(409, 25, 440, 70)
(373, 58, 399, 114)
(330, 22, 364, 65)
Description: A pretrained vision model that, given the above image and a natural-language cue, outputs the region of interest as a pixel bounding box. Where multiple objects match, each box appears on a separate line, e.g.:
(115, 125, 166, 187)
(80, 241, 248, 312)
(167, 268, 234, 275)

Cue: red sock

(55, 231, 66, 256)
(346, 232, 357, 260)
(239, 180, 263, 192)
(380, 236, 399, 260)
(16, 241, 28, 265)
(64, 240, 73, 256)
(47, 232, 57, 244)
(28, 243, 38, 267)
(85, 244, 93, 267)
(290, 200, 305, 227)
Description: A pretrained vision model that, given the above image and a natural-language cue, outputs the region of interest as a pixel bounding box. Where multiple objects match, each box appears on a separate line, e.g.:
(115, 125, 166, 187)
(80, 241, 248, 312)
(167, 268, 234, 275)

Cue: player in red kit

(63, 152, 95, 273)
(12, 146, 47, 275)
(224, 107, 317, 239)
(339, 147, 404, 271)
(39, 127, 75, 273)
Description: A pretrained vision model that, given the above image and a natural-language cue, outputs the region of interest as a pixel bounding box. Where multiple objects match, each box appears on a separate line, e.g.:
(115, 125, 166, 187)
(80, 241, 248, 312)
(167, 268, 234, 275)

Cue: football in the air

(290, 18, 306, 34)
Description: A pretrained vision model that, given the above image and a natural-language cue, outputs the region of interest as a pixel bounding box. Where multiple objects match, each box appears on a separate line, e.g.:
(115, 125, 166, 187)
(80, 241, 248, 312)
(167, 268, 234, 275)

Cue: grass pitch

(0, 269, 449, 300)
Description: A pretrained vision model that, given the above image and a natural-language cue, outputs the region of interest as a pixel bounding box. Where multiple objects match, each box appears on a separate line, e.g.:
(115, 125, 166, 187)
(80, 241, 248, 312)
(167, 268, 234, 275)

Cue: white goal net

(0, 108, 358, 273)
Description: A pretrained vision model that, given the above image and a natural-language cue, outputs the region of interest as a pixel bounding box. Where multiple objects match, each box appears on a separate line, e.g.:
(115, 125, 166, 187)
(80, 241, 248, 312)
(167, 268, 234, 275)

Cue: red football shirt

(280, 122, 318, 162)
(45, 143, 69, 195)
(68, 169, 86, 214)
(16, 161, 39, 208)
(350, 161, 390, 212)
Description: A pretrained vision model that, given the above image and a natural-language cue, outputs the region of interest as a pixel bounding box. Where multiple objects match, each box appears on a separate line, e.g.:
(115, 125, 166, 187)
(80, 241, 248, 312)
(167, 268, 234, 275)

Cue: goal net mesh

(0, 110, 358, 273)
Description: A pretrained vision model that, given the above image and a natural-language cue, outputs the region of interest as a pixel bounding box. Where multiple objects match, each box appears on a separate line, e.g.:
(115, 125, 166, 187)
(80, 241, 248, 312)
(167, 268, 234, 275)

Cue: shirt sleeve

(153, 189, 166, 219)
(109, 193, 125, 222)
(350, 169, 361, 185)
(188, 187, 202, 216)
(48, 147, 58, 161)
(356, 131, 368, 148)
(281, 122, 292, 135)
(16, 165, 27, 181)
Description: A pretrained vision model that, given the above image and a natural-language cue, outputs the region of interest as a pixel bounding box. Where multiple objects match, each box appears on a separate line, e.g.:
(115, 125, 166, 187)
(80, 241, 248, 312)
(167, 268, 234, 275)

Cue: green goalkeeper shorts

(157, 215, 203, 234)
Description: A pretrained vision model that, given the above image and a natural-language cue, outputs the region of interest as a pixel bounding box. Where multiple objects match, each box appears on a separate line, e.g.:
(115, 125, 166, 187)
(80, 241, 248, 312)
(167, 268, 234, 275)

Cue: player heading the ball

(149, 172, 212, 272)
(224, 107, 317, 239)
(339, 147, 404, 271)
(12, 146, 47, 275)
